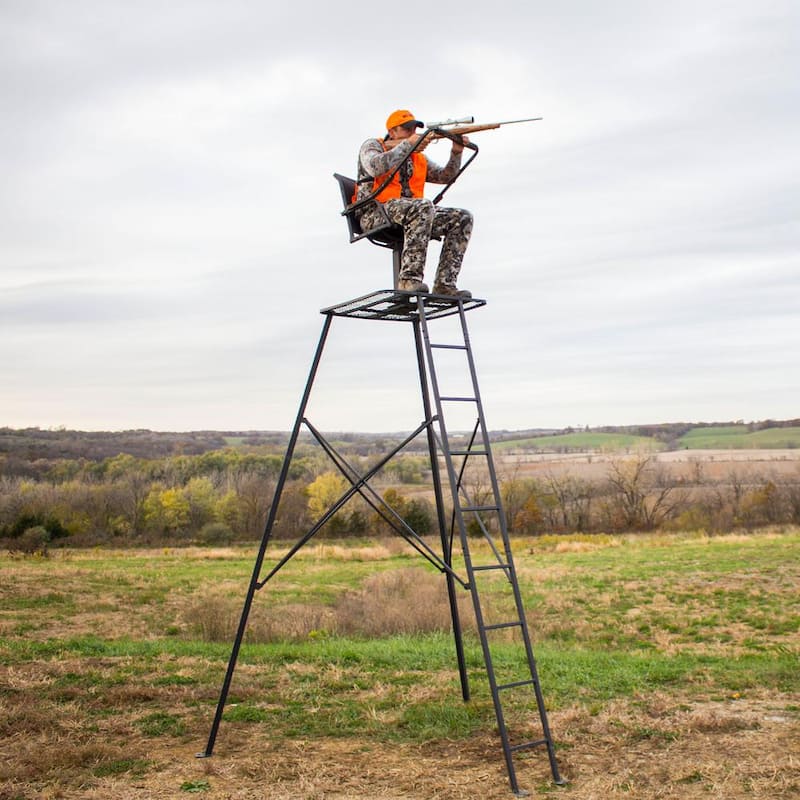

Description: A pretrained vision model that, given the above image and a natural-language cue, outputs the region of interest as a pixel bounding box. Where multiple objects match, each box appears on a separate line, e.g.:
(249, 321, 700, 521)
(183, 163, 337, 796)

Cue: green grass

(2, 631, 794, 743)
(489, 425, 800, 452)
(92, 758, 151, 778)
(137, 711, 187, 737)
(181, 780, 211, 793)
(493, 432, 660, 452)
(678, 425, 800, 449)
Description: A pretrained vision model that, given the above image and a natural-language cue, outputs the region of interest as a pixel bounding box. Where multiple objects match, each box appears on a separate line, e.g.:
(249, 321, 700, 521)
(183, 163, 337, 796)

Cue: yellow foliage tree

(306, 471, 349, 521)
(144, 486, 190, 533)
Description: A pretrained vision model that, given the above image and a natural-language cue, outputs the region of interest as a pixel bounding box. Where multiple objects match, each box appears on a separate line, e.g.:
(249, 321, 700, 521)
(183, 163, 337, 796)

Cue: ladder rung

(472, 563, 510, 572)
(484, 621, 523, 632)
(461, 505, 500, 513)
(439, 396, 477, 403)
(496, 677, 534, 690)
(430, 343, 468, 350)
(449, 449, 487, 456)
(509, 738, 548, 753)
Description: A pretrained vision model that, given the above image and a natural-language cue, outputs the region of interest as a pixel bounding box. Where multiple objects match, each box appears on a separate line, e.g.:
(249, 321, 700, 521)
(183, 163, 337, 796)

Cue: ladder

(198, 289, 564, 796)
(415, 296, 564, 796)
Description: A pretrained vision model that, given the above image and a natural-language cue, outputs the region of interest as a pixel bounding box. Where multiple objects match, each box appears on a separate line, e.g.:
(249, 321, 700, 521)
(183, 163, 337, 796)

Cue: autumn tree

(306, 471, 350, 536)
(604, 457, 682, 530)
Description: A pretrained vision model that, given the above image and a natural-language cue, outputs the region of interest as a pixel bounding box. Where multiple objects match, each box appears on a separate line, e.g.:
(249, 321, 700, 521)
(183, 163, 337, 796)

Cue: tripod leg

(198, 314, 334, 757)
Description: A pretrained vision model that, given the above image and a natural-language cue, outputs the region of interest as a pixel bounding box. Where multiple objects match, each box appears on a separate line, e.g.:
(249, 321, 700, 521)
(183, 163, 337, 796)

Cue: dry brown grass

(182, 568, 477, 642)
(334, 568, 477, 638)
(1, 687, 795, 799)
(551, 692, 800, 800)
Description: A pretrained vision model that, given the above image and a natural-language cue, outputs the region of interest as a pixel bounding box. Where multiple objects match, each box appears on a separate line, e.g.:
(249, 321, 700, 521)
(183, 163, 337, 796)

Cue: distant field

(493, 431, 660, 452)
(678, 426, 800, 450)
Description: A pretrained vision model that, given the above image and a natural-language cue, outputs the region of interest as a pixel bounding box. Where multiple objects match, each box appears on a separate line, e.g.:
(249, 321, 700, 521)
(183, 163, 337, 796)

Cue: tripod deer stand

(197, 171, 564, 796)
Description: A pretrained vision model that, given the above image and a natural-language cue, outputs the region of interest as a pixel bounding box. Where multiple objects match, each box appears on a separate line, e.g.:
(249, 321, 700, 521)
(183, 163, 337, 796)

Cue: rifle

(427, 115, 542, 142)
(382, 115, 543, 148)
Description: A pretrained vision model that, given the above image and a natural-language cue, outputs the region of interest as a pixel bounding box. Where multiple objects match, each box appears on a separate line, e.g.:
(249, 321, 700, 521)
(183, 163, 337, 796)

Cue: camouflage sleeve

(358, 138, 415, 178)
(424, 150, 463, 184)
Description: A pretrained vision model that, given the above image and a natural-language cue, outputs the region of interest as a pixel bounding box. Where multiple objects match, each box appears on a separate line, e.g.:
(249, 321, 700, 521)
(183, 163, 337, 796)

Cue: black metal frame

(198, 289, 564, 796)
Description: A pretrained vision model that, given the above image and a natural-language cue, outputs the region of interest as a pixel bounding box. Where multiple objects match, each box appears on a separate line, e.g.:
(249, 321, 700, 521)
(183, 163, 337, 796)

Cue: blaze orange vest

(372, 143, 427, 203)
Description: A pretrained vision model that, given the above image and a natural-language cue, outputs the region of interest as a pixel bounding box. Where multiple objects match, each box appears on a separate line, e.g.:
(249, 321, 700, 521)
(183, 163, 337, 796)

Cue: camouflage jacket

(354, 137, 462, 209)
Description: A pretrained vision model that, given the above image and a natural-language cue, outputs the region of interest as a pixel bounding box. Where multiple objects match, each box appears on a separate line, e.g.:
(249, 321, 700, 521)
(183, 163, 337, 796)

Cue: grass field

(1, 530, 799, 799)
(492, 426, 800, 453)
(677, 426, 800, 450)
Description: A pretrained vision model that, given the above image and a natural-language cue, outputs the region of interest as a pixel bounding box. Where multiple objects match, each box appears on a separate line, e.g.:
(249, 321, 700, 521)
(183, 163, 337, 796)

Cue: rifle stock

(429, 122, 500, 140)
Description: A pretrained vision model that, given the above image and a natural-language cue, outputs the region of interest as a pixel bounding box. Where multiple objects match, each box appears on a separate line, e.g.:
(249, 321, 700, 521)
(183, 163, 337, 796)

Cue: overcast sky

(1, 1, 798, 433)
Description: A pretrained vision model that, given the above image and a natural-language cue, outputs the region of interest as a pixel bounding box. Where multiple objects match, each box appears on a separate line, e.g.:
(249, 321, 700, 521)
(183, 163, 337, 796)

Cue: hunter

(354, 109, 473, 298)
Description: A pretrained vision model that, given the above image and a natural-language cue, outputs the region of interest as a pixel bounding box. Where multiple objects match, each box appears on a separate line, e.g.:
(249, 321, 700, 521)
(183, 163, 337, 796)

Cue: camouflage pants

(360, 198, 473, 286)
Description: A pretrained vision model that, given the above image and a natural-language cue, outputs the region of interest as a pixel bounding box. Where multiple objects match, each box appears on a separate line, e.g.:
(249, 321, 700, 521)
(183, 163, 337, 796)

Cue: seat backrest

(333, 173, 402, 251)
(333, 173, 362, 242)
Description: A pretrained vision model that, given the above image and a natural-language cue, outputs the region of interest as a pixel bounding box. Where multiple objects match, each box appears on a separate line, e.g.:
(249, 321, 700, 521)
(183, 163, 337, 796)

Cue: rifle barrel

(494, 116, 543, 125)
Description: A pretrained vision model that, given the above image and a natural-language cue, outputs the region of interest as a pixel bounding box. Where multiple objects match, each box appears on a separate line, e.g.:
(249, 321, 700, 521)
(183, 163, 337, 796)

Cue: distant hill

(0, 428, 286, 461)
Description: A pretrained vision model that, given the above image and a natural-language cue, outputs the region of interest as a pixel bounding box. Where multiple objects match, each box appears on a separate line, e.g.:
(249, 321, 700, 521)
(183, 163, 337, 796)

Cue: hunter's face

(389, 122, 418, 140)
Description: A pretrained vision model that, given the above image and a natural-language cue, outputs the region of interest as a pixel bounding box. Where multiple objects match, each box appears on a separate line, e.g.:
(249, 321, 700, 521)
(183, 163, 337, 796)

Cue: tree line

(2, 442, 799, 552)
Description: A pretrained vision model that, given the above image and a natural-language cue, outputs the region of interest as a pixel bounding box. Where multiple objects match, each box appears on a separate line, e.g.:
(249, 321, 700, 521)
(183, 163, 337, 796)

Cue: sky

(1, 0, 798, 433)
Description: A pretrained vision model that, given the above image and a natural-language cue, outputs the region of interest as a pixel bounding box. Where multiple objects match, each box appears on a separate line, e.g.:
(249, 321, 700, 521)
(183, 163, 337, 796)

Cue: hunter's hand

(451, 135, 469, 154)
(408, 132, 430, 152)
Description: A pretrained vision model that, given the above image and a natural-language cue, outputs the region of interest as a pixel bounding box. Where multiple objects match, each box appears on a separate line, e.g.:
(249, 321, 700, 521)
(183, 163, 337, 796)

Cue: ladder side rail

(416, 298, 524, 795)
(455, 303, 507, 533)
(496, 549, 565, 786)
(518, 622, 565, 785)
(442, 413, 510, 571)
(454, 302, 536, 590)
(199, 314, 334, 759)
(416, 302, 478, 556)
(455, 304, 565, 787)
(453, 303, 521, 577)
(441, 417, 508, 571)
(412, 319, 471, 702)
(446, 418, 481, 569)
(456, 484, 511, 575)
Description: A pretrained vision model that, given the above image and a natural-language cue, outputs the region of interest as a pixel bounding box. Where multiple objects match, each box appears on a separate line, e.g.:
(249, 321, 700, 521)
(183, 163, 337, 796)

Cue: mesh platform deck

(321, 289, 486, 322)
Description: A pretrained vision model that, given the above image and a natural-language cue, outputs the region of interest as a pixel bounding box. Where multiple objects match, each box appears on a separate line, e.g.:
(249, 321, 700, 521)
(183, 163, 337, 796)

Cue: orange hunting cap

(386, 109, 423, 131)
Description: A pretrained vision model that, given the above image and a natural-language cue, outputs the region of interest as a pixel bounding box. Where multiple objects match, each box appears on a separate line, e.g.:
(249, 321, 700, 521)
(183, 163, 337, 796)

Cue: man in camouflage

(355, 109, 473, 298)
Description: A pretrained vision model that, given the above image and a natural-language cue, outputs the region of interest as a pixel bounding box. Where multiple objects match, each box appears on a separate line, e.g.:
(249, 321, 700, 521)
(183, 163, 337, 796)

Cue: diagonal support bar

(257, 418, 427, 587)
(303, 418, 469, 587)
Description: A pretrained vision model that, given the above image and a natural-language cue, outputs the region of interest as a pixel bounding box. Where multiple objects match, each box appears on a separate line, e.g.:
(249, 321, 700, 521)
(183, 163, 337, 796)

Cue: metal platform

(322, 289, 486, 322)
